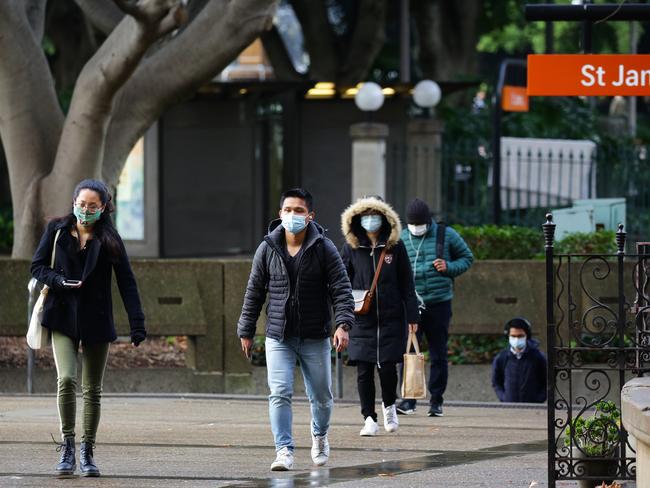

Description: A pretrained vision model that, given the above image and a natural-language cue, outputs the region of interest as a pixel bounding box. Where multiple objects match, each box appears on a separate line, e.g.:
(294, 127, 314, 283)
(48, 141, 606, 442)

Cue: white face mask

(408, 224, 428, 237)
(509, 336, 526, 351)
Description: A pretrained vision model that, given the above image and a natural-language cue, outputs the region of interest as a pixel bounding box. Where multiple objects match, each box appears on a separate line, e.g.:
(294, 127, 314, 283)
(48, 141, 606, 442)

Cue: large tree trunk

(0, 1, 63, 258)
(413, 0, 481, 81)
(1, 0, 278, 258)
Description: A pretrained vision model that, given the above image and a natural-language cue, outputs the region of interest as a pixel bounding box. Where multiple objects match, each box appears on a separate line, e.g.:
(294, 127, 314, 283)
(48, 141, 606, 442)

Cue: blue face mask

(281, 213, 308, 234)
(360, 215, 382, 233)
(509, 336, 526, 351)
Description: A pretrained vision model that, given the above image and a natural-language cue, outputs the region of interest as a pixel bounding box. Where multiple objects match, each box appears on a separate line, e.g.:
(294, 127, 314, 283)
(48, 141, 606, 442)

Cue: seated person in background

(491, 317, 547, 403)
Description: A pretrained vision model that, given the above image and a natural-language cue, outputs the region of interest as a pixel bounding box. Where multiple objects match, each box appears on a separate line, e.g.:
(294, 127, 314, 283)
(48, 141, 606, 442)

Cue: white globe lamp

(354, 82, 385, 112)
(413, 80, 441, 109)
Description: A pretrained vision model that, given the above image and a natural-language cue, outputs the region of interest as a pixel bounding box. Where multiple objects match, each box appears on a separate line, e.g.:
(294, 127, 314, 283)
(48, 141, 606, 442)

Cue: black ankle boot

(79, 442, 100, 477)
(55, 437, 76, 476)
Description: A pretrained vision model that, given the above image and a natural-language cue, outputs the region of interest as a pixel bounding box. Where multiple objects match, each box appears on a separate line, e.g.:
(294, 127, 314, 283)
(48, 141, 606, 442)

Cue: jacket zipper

(371, 245, 381, 369)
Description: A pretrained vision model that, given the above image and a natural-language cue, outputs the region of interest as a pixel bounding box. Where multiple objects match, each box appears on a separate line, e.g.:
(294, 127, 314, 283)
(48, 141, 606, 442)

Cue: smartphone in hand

(62, 280, 82, 288)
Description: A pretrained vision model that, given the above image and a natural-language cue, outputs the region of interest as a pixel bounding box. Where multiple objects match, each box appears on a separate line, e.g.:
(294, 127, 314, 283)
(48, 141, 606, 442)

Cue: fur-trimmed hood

(341, 197, 402, 249)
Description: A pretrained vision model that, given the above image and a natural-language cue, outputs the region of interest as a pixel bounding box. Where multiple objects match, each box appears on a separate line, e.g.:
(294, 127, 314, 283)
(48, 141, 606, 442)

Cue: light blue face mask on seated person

(360, 215, 382, 233)
(509, 336, 526, 351)
(281, 213, 308, 234)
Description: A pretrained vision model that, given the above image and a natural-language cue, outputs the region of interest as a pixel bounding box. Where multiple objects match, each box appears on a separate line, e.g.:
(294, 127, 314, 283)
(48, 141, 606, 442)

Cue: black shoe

(396, 400, 416, 415)
(80, 442, 100, 477)
(55, 437, 76, 477)
(428, 404, 443, 417)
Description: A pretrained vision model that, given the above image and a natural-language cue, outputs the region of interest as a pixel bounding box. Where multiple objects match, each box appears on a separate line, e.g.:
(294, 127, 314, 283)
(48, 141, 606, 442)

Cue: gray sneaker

(270, 447, 294, 471)
(311, 433, 329, 466)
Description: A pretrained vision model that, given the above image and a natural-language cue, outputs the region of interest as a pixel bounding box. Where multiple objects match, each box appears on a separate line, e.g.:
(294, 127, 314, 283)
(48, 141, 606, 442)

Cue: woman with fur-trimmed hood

(340, 196, 419, 437)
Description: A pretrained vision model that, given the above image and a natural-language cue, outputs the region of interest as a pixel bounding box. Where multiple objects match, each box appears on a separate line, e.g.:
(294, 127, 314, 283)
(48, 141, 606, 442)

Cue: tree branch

(289, 0, 339, 80)
(73, 0, 124, 35)
(24, 0, 47, 41)
(100, 0, 279, 188)
(413, 0, 480, 80)
(261, 26, 304, 81)
(0, 1, 64, 257)
(339, 0, 387, 86)
(44, 0, 188, 205)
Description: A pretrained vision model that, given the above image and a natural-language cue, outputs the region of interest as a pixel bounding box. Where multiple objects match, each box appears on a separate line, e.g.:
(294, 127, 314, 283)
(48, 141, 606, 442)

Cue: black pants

(401, 300, 452, 407)
(357, 361, 398, 422)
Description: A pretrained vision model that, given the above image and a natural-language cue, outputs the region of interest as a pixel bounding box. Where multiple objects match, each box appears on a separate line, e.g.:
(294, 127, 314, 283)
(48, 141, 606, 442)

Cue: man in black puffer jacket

(237, 188, 354, 472)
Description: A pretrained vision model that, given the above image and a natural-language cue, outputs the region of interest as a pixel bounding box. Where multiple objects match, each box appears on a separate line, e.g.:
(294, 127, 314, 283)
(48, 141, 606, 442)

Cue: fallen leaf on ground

(528, 481, 539, 488)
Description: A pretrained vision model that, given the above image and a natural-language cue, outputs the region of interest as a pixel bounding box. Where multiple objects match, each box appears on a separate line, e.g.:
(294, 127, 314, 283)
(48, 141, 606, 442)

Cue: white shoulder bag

(26, 229, 61, 349)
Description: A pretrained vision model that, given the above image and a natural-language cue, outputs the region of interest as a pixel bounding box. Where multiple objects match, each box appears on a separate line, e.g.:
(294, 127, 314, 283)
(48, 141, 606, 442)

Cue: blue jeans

(265, 336, 333, 452)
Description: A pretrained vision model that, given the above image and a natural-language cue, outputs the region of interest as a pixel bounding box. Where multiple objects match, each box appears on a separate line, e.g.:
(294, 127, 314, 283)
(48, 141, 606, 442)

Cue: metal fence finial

(543, 213, 556, 248)
(616, 223, 627, 255)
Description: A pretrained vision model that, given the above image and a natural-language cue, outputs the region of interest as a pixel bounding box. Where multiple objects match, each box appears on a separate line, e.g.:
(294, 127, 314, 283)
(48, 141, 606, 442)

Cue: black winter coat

(30, 219, 145, 345)
(237, 220, 355, 341)
(341, 241, 419, 364)
(491, 339, 547, 403)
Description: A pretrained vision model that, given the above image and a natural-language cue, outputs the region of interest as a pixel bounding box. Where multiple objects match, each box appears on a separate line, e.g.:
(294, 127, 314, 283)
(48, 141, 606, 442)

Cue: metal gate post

(616, 224, 628, 477)
(543, 213, 556, 488)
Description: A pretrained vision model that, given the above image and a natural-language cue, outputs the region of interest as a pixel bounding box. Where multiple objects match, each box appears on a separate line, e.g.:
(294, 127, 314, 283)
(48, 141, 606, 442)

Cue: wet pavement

(0, 394, 637, 487)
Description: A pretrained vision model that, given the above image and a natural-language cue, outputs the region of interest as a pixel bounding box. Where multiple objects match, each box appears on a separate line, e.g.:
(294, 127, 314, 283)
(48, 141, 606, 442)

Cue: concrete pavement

(0, 394, 635, 487)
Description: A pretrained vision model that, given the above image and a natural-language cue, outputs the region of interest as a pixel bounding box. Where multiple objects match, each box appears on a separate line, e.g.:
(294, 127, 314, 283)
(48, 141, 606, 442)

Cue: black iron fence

(544, 215, 648, 487)
(388, 138, 650, 242)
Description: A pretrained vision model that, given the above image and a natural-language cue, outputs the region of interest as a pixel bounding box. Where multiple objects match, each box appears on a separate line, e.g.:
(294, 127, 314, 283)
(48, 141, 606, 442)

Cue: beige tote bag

(400, 331, 427, 399)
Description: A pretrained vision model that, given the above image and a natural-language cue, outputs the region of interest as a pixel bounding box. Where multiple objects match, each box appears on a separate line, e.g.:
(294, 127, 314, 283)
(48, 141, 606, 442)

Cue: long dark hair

(56, 179, 122, 260)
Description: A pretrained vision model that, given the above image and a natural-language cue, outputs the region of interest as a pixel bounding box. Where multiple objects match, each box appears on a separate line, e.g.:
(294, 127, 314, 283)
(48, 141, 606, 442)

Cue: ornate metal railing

(545, 214, 648, 486)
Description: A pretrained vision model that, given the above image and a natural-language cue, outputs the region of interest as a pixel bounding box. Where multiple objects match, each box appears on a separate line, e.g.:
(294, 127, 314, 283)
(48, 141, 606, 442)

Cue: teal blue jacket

(400, 224, 474, 305)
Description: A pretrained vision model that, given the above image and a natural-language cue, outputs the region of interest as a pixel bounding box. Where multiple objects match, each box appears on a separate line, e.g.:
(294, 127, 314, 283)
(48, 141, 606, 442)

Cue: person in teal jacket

(397, 198, 474, 417)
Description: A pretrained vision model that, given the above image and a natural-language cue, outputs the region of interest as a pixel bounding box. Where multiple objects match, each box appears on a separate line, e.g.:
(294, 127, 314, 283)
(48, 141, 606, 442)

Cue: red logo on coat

(384, 253, 393, 264)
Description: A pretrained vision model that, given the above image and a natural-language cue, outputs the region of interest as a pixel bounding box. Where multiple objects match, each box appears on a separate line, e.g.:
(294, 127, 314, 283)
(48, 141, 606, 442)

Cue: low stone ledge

(621, 376, 650, 488)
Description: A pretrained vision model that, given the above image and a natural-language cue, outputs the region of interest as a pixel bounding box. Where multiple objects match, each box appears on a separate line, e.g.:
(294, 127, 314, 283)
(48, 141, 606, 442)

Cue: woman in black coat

(30, 179, 146, 478)
(340, 196, 419, 437)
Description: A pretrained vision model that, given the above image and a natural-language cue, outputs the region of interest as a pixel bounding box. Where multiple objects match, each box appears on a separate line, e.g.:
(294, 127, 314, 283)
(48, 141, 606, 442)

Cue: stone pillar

(405, 119, 443, 217)
(350, 123, 389, 201)
(622, 377, 650, 488)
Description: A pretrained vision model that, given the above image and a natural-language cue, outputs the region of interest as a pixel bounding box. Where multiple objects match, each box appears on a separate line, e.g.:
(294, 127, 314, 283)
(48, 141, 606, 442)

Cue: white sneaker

(270, 447, 294, 471)
(383, 403, 399, 433)
(359, 416, 379, 436)
(311, 433, 330, 466)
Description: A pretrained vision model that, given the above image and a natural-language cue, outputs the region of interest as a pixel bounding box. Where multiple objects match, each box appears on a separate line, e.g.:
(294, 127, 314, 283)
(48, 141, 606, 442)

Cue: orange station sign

(528, 54, 650, 96)
(502, 85, 529, 112)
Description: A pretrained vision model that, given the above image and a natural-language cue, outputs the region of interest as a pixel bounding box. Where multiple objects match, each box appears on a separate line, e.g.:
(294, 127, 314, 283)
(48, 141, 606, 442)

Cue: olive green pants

(51, 331, 109, 444)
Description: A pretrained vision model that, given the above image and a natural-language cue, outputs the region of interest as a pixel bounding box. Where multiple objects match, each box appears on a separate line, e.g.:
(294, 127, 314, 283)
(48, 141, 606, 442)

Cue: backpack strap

(436, 222, 446, 260)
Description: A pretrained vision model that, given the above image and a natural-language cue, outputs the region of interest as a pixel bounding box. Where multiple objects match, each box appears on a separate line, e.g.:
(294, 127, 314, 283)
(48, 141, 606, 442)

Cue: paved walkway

(0, 395, 635, 487)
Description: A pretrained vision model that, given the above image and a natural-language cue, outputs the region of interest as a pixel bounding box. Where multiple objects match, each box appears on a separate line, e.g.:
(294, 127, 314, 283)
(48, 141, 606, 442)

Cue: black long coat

(341, 240, 419, 364)
(340, 197, 419, 364)
(30, 219, 145, 345)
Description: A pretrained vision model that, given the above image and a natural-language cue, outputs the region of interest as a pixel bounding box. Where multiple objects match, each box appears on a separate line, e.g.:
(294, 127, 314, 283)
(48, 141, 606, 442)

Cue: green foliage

(453, 224, 542, 260)
(439, 96, 599, 147)
(555, 230, 617, 255)
(251, 335, 267, 366)
(42, 36, 56, 56)
(564, 401, 621, 457)
(447, 335, 504, 365)
(454, 224, 619, 260)
(478, 0, 638, 56)
(502, 97, 598, 141)
(0, 207, 13, 255)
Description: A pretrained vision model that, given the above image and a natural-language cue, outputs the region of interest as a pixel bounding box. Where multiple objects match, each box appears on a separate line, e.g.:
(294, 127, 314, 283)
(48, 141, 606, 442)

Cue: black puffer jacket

(237, 220, 355, 340)
(340, 198, 419, 364)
